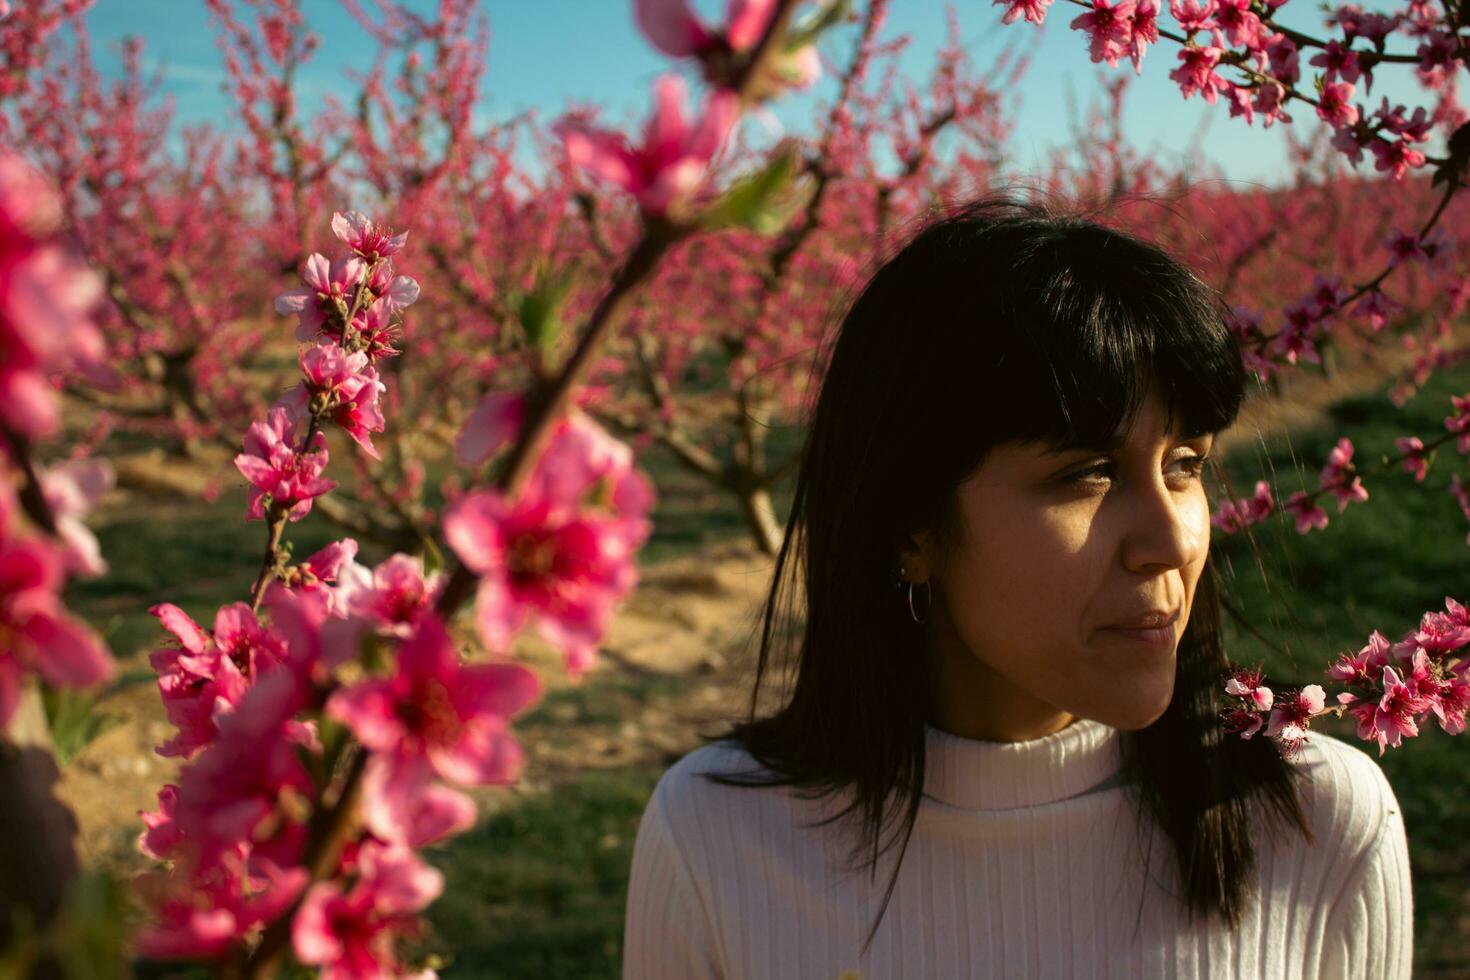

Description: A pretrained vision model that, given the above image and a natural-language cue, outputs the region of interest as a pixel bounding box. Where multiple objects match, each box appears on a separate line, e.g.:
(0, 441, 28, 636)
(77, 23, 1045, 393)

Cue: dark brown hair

(700, 196, 1311, 952)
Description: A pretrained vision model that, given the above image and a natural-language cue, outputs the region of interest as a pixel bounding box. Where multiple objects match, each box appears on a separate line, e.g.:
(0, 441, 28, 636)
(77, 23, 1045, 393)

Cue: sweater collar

(921, 717, 1123, 810)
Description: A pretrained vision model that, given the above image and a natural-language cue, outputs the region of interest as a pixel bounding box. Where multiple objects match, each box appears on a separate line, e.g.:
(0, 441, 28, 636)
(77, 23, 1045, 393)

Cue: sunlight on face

(924, 386, 1216, 741)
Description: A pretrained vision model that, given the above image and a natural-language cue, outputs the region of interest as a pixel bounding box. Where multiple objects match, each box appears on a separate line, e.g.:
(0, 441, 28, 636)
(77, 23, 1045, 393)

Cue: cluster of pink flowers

(0, 150, 116, 729)
(0, 476, 114, 729)
(1211, 479, 1274, 534)
(137, 205, 660, 974)
(447, 393, 655, 679)
(1225, 597, 1470, 756)
(557, 0, 822, 219)
(234, 212, 416, 525)
(1280, 436, 1369, 533)
(0, 149, 110, 440)
(997, 0, 1469, 392)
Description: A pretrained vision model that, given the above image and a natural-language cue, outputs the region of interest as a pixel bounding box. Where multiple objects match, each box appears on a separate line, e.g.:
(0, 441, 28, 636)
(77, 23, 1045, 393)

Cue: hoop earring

(907, 580, 931, 624)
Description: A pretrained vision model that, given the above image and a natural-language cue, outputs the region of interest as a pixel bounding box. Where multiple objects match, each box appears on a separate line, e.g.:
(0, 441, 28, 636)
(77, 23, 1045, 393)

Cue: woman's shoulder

(648, 737, 784, 820)
(1279, 728, 1404, 857)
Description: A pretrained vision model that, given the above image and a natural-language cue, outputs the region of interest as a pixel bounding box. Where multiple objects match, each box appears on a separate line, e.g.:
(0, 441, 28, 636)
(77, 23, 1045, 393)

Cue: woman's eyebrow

(1039, 428, 1211, 456)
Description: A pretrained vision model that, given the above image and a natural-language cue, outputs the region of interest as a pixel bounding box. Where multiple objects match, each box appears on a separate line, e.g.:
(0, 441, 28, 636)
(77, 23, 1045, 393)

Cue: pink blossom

(1408, 603, 1470, 660)
(327, 614, 539, 845)
(168, 666, 317, 862)
(1212, 0, 1265, 49)
(1223, 705, 1265, 738)
(1070, 0, 1136, 68)
(0, 151, 108, 439)
(1445, 393, 1470, 453)
(1319, 437, 1368, 513)
(1269, 320, 1321, 366)
(0, 513, 114, 728)
(1251, 81, 1292, 127)
(635, 0, 776, 57)
(1394, 436, 1429, 481)
(444, 414, 653, 677)
(134, 850, 307, 961)
(1211, 480, 1273, 533)
(1224, 666, 1274, 710)
(1309, 40, 1364, 85)
(996, 0, 1055, 25)
(1370, 665, 1427, 754)
(1328, 630, 1392, 684)
(279, 538, 360, 618)
(37, 458, 113, 577)
(1127, 0, 1159, 70)
(1283, 491, 1329, 533)
(292, 841, 442, 980)
(331, 210, 407, 262)
(1354, 289, 1399, 333)
(1169, 45, 1227, 104)
(366, 260, 420, 312)
(1370, 138, 1428, 181)
(1263, 33, 1300, 85)
(275, 253, 367, 343)
(337, 553, 442, 633)
(1265, 684, 1325, 755)
(1331, 125, 1368, 166)
(1168, 0, 1217, 34)
(555, 73, 740, 218)
(348, 297, 401, 361)
(281, 343, 387, 459)
(1431, 671, 1470, 735)
(147, 600, 287, 758)
(234, 406, 337, 521)
(456, 391, 526, 467)
(1316, 82, 1359, 128)
(138, 784, 184, 861)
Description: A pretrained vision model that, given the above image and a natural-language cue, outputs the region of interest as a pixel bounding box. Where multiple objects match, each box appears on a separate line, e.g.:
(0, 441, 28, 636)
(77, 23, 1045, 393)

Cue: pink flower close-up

(555, 73, 740, 218)
(292, 840, 442, 980)
(234, 406, 338, 521)
(0, 488, 114, 728)
(327, 613, 540, 845)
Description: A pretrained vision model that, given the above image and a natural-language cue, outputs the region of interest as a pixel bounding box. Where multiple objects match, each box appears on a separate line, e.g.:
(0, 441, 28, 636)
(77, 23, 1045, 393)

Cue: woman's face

(915, 386, 1215, 741)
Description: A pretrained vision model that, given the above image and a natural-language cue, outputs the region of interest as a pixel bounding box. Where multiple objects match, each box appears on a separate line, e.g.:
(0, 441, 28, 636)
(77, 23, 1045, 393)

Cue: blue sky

(83, 0, 1430, 189)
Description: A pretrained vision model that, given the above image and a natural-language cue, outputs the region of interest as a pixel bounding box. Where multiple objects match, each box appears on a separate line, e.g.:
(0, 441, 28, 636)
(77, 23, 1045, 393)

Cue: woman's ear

(897, 528, 936, 583)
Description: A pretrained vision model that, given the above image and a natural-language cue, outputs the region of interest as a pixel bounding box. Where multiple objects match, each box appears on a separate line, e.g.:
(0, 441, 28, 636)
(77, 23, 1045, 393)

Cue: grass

(423, 767, 663, 979)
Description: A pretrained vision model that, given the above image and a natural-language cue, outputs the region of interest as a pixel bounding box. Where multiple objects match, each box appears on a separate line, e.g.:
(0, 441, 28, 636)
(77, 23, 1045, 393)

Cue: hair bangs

(971, 221, 1248, 454)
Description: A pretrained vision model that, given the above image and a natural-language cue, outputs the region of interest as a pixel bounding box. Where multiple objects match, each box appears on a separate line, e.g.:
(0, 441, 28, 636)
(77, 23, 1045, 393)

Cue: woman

(621, 198, 1412, 978)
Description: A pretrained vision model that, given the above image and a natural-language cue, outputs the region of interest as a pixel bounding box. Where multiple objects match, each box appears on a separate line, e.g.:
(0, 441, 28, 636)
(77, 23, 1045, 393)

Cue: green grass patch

(424, 767, 662, 979)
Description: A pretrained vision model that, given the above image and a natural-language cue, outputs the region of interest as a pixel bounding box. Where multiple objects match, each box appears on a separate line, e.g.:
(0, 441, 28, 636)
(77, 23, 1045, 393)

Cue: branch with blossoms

(0, 147, 119, 958)
(1211, 389, 1470, 539)
(994, 0, 1470, 386)
(129, 2, 834, 975)
(1223, 596, 1470, 757)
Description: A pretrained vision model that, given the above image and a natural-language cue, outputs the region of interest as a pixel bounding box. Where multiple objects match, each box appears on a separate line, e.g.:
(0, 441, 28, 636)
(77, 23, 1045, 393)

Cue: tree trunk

(737, 484, 785, 556)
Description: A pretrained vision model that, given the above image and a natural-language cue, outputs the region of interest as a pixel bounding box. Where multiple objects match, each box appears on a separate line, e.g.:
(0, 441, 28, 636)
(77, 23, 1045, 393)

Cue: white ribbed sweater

(622, 718, 1412, 979)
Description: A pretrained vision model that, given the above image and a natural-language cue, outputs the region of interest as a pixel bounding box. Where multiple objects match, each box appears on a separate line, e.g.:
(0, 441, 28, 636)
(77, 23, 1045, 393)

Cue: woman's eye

(1173, 454, 1210, 480)
(1066, 454, 1210, 487)
(1066, 462, 1114, 485)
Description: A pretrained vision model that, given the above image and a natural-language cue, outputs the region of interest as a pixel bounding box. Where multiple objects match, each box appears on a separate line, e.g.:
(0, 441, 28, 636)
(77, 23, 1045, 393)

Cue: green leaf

(785, 0, 851, 50)
(41, 687, 124, 767)
(697, 142, 812, 236)
(420, 535, 444, 578)
(518, 264, 578, 355)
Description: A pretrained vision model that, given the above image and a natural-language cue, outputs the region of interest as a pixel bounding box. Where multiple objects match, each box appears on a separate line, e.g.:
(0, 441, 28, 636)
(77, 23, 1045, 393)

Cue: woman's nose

(1119, 473, 1208, 574)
